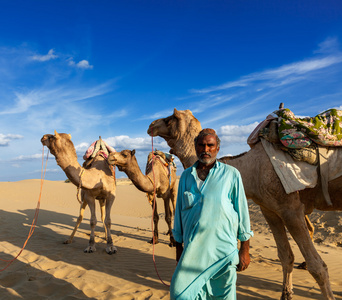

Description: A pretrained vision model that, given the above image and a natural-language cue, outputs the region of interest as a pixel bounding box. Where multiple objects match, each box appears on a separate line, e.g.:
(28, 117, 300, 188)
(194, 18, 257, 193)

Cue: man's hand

(237, 240, 250, 271)
(175, 242, 183, 264)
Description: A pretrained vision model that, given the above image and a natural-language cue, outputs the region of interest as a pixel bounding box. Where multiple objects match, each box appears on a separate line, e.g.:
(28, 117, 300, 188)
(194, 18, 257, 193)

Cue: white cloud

(0, 134, 23, 146)
(31, 49, 58, 62)
(68, 58, 93, 69)
(75, 142, 90, 153)
(104, 135, 168, 151)
(219, 122, 259, 136)
(218, 122, 259, 144)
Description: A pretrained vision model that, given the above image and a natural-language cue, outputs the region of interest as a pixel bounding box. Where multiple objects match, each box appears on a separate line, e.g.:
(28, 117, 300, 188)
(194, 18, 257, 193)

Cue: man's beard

(198, 152, 216, 165)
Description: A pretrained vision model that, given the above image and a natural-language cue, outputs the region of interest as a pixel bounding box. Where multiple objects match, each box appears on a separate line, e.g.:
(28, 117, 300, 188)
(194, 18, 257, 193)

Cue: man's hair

(194, 128, 221, 148)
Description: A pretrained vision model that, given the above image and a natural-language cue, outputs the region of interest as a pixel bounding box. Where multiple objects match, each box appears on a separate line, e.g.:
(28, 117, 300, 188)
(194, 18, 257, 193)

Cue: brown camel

(41, 131, 117, 254)
(147, 108, 342, 300)
(108, 149, 177, 246)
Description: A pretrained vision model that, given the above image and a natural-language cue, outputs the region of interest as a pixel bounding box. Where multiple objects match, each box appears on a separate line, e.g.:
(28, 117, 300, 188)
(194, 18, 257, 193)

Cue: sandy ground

(0, 178, 341, 299)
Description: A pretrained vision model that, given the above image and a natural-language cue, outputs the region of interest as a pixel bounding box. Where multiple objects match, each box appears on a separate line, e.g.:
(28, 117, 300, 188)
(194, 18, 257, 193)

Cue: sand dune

(0, 179, 341, 299)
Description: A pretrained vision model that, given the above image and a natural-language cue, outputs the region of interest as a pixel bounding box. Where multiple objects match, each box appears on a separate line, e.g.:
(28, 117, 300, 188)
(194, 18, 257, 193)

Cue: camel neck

(121, 158, 154, 194)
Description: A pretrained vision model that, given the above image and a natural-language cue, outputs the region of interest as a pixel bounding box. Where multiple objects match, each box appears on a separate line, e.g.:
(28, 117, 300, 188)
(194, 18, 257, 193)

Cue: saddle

(83, 136, 116, 169)
(145, 150, 177, 175)
(249, 105, 342, 206)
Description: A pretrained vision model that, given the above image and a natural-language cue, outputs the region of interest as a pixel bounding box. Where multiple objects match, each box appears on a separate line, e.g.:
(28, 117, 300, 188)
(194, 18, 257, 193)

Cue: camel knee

(105, 218, 111, 228)
(277, 248, 295, 269)
(307, 260, 329, 286)
(165, 215, 172, 224)
(90, 219, 97, 228)
(154, 214, 159, 223)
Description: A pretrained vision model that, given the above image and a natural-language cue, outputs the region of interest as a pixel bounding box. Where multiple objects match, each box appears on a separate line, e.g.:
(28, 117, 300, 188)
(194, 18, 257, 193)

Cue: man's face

(195, 134, 220, 165)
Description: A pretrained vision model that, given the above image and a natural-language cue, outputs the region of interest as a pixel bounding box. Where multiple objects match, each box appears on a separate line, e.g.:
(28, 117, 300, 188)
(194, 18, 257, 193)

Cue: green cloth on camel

(277, 108, 342, 148)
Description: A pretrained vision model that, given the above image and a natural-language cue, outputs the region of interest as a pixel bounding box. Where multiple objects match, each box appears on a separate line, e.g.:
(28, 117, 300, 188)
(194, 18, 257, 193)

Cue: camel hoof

(149, 238, 159, 244)
(84, 246, 96, 253)
(281, 290, 293, 300)
(106, 245, 118, 255)
(296, 262, 307, 270)
(63, 239, 72, 244)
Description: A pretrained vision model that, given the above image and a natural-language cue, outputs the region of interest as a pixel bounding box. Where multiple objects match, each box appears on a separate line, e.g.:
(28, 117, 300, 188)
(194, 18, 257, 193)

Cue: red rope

(150, 127, 171, 287)
(0, 146, 49, 271)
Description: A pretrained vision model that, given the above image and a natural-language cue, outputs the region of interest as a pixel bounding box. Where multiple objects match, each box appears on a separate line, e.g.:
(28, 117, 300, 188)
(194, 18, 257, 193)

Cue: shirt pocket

(183, 191, 196, 209)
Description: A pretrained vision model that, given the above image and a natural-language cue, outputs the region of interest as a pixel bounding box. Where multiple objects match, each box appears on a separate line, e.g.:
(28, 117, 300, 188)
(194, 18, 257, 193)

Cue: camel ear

(68, 134, 72, 140)
(54, 130, 60, 139)
(131, 149, 136, 156)
(173, 108, 180, 118)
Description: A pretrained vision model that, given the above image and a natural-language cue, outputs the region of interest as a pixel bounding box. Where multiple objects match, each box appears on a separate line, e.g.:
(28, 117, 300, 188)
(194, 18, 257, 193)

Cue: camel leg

(275, 192, 335, 299)
(64, 197, 87, 244)
(281, 207, 335, 300)
(83, 194, 97, 253)
(170, 186, 177, 215)
(260, 206, 295, 300)
(104, 193, 117, 254)
(162, 192, 176, 247)
(99, 199, 108, 241)
(148, 193, 159, 244)
(297, 215, 315, 270)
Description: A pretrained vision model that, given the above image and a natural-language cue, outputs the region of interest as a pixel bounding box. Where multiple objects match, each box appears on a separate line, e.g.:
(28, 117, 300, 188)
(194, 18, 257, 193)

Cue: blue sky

(1, 0, 342, 181)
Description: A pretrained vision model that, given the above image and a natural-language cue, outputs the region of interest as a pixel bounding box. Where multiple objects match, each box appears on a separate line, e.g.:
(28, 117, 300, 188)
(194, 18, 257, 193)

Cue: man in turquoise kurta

(170, 129, 253, 300)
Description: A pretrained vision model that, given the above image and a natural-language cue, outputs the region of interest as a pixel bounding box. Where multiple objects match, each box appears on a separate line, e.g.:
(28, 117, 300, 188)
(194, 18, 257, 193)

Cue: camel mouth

(107, 157, 116, 165)
(41, 135, 50, 145)
(147, 126, 155, 136)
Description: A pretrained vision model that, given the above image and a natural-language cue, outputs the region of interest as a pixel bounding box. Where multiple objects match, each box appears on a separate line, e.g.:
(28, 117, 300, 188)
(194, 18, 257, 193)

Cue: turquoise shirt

(170, 161, 253, 299)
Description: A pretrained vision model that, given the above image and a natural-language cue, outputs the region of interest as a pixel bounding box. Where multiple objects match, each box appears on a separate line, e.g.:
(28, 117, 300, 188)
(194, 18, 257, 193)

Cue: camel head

(41, 131, 75, 158)
(147, 108, 202, 155)
(108, 149, 136, 172)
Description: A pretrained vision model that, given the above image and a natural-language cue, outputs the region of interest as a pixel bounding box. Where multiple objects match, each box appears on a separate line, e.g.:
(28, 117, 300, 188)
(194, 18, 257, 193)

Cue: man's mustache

(200, 152, 211, 158)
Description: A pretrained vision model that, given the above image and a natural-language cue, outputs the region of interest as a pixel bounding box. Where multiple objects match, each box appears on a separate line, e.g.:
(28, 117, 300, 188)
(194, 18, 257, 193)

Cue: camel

(107, 149, 177, 246)
(41, 131, 117, 254)
(147, 108, 342, 300)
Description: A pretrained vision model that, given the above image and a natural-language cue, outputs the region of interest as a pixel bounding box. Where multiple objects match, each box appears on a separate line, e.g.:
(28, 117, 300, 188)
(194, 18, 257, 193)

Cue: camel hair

(41, 131, 117, 254)
(147, 108, 342, 300)
(108, 149, 177, 246)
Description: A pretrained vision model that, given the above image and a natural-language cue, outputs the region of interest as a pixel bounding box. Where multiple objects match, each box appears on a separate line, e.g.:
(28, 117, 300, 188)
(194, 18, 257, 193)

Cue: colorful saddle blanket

(277, 108, 342, 148)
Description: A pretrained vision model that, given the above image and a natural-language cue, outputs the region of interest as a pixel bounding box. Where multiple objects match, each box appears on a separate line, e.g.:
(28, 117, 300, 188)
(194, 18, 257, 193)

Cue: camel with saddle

(147, 108, 342, 300)
(108, 149, 177, 246)
(41, 132, 117, 254)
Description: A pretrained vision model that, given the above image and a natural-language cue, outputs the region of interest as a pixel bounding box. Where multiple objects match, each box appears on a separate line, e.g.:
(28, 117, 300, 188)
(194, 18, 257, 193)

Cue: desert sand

(0, 178, 341, 299)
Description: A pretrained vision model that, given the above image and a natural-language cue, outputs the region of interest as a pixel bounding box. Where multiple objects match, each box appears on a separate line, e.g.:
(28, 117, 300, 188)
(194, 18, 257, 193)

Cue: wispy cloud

(0, 81, 115, 116)
(192, 55, 342, 94)
(137, 108, 175, 121)
(185, 37, 342, 126)
(10, 153, 42, 161)
(314, 37, 340, 54)
(31, 49, 58, 62)
(0, 134, 23, 146)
